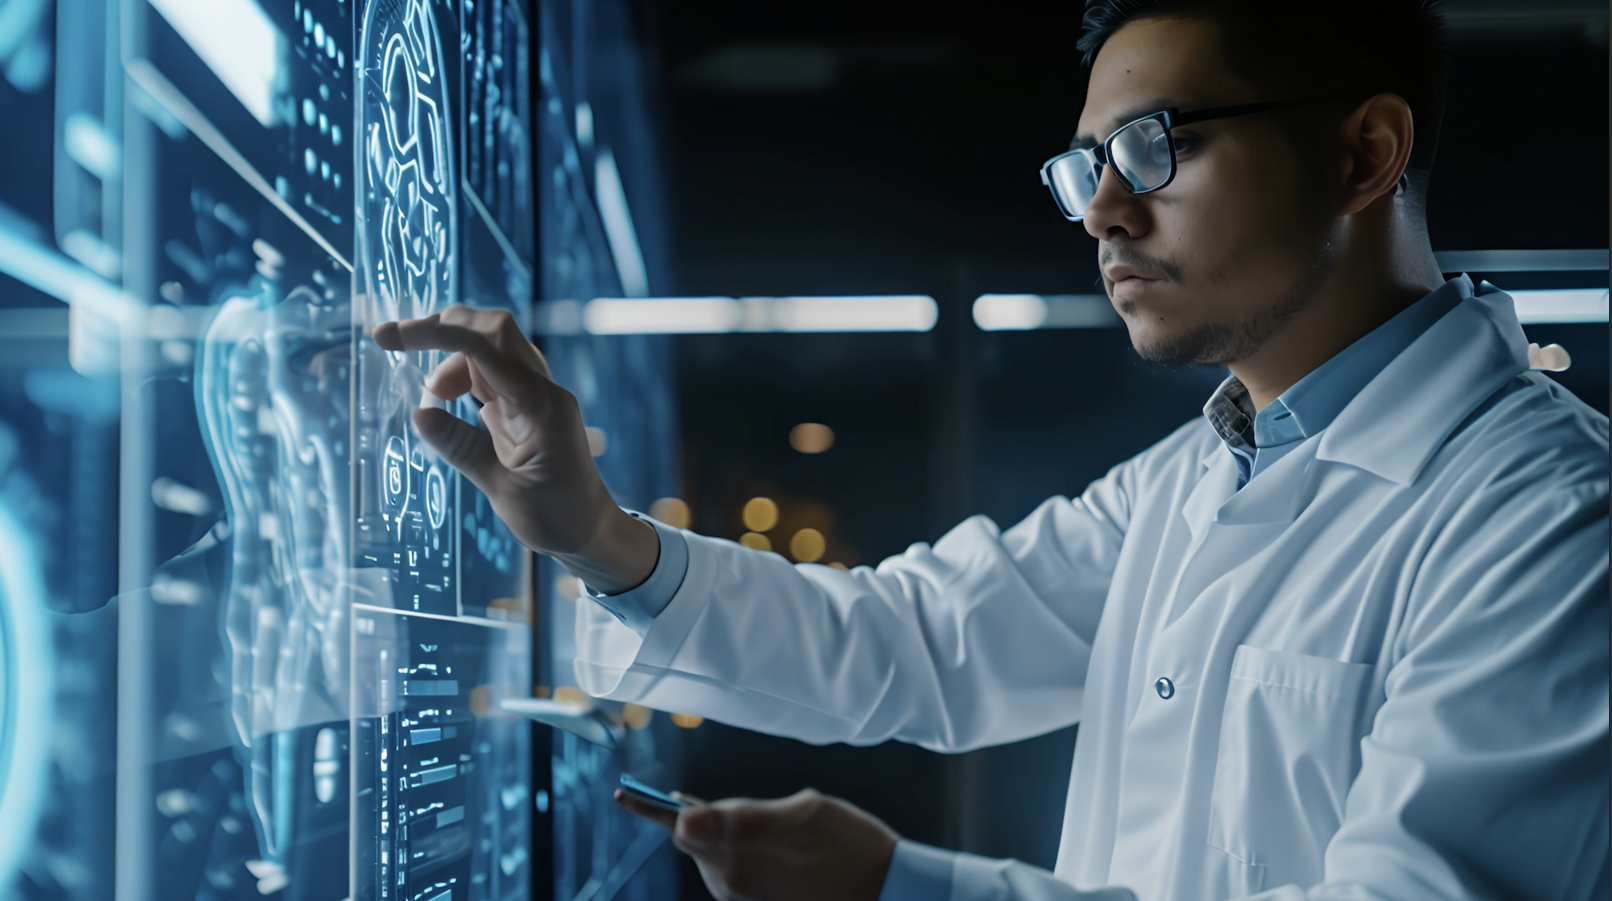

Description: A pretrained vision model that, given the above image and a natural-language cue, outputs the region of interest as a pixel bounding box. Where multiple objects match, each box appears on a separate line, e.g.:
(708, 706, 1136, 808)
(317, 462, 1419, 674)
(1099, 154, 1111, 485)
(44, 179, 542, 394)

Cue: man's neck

(1230, 230, 1444, 412)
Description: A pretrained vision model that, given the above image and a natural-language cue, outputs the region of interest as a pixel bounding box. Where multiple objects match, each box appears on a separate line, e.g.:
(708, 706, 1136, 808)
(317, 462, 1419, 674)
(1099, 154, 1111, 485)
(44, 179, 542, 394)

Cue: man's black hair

(1076, 0, 1449, 214)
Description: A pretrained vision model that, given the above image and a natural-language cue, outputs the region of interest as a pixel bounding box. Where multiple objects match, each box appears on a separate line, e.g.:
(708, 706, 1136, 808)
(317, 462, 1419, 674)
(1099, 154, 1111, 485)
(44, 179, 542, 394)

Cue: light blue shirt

(1202, 275, 1469, 489)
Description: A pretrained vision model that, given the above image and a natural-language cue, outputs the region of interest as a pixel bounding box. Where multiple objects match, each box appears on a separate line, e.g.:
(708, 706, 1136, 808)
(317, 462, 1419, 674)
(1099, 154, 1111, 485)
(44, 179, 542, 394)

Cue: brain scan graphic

(196, 281, 354, 864)
(355, 0, 463, 618)
(360, 0, 456, 326)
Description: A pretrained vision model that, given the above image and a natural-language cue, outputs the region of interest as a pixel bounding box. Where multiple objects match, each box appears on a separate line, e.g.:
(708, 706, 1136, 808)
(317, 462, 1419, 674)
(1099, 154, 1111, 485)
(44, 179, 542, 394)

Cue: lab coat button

(1154, 677, 1175, 699)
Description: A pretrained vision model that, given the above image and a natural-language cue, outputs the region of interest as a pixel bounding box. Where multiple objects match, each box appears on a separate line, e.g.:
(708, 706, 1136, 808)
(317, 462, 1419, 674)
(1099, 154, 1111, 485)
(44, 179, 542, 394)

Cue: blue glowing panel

(462, 0, 533, 267)
(103, 1, 534, 899)
(138, 114, 354, 901)
(532, 1, 681, 898)
(131, 0, 355, 253)
(353, 608, 530, 901)
(6, 0, 539, 898)
(354, 0, 462, 617)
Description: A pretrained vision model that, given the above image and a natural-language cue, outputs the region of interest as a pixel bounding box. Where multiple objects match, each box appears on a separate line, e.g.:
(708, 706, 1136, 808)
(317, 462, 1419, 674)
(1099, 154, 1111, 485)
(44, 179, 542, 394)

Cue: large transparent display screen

(34, 0, 537, 899)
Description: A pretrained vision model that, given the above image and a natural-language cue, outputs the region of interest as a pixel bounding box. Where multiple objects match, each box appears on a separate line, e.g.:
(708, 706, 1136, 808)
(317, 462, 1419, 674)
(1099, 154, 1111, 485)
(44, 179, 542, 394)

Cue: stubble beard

(1130, 236, 1339, 368)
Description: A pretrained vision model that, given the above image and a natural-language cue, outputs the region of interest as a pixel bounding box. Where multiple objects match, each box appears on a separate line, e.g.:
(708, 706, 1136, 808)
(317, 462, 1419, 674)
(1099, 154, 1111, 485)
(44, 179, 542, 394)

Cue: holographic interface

(2, 0, 678, 898)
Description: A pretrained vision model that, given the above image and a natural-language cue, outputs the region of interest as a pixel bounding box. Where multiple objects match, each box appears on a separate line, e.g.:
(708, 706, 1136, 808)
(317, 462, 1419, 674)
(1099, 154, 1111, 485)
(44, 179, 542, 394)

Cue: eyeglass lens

(1047, 117, 1174, 219)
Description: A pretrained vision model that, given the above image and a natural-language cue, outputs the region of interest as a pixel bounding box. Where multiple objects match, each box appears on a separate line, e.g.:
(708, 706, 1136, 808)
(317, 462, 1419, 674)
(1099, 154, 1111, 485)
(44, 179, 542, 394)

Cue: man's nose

(1081, 164, 1151, 243)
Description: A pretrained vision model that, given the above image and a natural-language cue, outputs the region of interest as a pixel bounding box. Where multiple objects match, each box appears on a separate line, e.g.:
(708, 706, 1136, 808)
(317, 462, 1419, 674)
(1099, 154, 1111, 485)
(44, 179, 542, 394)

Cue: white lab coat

(575, 284, 1610, 901)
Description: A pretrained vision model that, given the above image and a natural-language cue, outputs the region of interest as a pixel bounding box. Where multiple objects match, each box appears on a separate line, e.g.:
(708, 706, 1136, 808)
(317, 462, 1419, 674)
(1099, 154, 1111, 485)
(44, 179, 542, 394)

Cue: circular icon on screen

(383, 435, 408, 509)
(425, 467, 446, 530)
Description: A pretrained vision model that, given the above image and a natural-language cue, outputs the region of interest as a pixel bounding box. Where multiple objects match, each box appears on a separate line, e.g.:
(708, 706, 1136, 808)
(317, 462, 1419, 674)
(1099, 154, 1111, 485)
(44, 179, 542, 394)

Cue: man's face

(1077, 17, 1335, 365)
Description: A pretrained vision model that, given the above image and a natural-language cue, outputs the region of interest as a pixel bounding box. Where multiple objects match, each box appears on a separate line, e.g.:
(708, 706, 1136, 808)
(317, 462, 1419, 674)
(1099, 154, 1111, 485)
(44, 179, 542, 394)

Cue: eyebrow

(1070, 98, 1177, 150)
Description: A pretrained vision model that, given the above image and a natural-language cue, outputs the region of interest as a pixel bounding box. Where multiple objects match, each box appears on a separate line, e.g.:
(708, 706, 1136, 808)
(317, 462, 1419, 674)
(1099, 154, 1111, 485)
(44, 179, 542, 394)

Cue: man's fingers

(376, 307, 541, 398)
(413, 408, 501, 486)
(371, 318, 409, 351)
(425, 352, 472, 400)
(613, 790, 680, 831)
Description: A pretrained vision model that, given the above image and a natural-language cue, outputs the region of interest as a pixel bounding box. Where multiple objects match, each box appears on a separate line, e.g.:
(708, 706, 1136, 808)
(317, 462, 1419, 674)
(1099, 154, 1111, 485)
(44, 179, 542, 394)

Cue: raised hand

(372, 305, 657, 593)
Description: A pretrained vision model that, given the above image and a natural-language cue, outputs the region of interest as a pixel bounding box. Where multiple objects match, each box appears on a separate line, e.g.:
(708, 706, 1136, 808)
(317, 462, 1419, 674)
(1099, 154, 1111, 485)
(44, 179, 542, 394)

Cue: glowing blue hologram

(145, 0, 288, 127)
(360, 0, 455, 326)
(383, 434, 409, 511)
(0, 470, 55, 893)
(355, 0, 462, 616)
(195, 281, 353, 864)
(424, 465, 447, 529)
(0, 0, 52, 92)
(312, 726, 339, 803)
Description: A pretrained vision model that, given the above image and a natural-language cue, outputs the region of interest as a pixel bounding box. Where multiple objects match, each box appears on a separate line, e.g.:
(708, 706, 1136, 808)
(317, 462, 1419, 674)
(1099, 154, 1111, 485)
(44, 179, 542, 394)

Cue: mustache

(1099, 245, 1181, 283)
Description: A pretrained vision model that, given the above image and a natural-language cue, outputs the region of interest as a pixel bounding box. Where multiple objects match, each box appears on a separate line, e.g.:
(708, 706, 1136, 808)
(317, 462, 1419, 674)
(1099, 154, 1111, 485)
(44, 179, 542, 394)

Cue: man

(374, 0, 1611, 898)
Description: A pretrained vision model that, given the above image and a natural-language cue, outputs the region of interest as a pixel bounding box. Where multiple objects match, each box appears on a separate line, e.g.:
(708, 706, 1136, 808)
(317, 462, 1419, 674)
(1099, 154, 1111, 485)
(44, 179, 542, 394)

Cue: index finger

(373, 309, 542, 397)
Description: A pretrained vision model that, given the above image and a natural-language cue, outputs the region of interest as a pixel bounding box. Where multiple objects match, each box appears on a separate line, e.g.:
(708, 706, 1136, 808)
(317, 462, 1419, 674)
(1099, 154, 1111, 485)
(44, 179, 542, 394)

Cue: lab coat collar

(1315, 278, 1531, 486)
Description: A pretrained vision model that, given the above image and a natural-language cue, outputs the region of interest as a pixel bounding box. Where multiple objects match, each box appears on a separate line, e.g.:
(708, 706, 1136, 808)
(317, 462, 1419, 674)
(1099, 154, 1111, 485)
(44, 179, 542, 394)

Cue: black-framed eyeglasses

(1040, 97, 1352, 222)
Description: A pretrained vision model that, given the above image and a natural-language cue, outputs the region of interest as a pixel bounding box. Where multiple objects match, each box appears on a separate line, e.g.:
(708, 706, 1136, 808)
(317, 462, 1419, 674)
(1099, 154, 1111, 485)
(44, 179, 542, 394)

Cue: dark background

(619, 0, 1609, 894)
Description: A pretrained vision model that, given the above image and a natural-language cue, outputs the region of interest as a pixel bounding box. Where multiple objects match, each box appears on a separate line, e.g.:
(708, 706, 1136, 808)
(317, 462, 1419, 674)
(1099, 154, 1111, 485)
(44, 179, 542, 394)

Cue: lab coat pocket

(1206, 645, 1372, 891)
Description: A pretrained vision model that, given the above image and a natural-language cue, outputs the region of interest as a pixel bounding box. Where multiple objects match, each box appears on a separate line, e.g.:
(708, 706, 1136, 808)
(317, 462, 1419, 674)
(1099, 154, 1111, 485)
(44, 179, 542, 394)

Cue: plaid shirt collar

(1203, 375, 1258, 457)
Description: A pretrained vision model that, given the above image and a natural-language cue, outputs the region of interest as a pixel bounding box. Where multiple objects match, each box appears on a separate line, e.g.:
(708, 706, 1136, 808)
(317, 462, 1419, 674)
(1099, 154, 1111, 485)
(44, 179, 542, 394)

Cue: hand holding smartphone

(618, 773, 692, 811)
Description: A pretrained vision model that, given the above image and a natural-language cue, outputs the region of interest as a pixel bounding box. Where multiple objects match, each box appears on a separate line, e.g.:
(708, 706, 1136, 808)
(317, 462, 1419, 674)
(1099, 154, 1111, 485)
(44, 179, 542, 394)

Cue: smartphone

(619, 773, 690, 811)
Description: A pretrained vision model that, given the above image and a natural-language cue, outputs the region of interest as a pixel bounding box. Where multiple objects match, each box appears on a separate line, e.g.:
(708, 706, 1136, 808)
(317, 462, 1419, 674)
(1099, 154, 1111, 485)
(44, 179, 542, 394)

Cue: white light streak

(594, 149, 650, 298)
(973, 294, 1120, 330)
(566, 296, 938, 335)
(972, 294, 1047, 330)
(1511, 289, 1609, 324)
(763, 295, 937, 332)
(146, 0, 286, 126)
(583, 297, 739, 334)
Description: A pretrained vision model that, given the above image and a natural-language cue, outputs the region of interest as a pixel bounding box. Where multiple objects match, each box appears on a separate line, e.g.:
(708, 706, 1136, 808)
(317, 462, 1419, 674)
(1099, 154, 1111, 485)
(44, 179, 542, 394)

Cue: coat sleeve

(572, 467, 1134, 752)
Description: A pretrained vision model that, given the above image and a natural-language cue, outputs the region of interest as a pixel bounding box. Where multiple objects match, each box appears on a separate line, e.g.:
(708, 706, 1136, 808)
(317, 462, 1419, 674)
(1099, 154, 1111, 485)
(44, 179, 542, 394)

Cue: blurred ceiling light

(764, 295, 938, 332)
(973, 294, 1121, 330)
(739, 532, 772, 552)
(621, 703, 652, 730)
(553, 575, 581, 602)
(741, 497, 779, 532)
(972, 294, 1046, 330)
(584, 426, 608, 457)
(789, 422, 835, 454)
(552, 296, 938, 335)
(648, 497, 691, 529)
(552, 686, 588, 705)
(583, 297, 739, 334)
(790, 528, 826, 563)
(669, 713, 704, 729)
(1511, 289, 1609, 324)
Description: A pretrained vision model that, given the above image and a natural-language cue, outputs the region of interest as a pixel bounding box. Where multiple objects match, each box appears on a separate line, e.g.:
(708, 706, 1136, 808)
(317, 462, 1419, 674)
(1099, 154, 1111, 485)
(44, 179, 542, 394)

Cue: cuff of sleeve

(879, 839, 958, 901)
(580, 512, 690, 637)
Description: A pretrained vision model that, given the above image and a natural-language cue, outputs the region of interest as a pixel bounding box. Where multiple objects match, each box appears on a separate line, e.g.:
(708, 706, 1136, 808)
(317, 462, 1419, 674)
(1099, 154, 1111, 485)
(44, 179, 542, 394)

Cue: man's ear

(1337, 93, 1415, 216)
